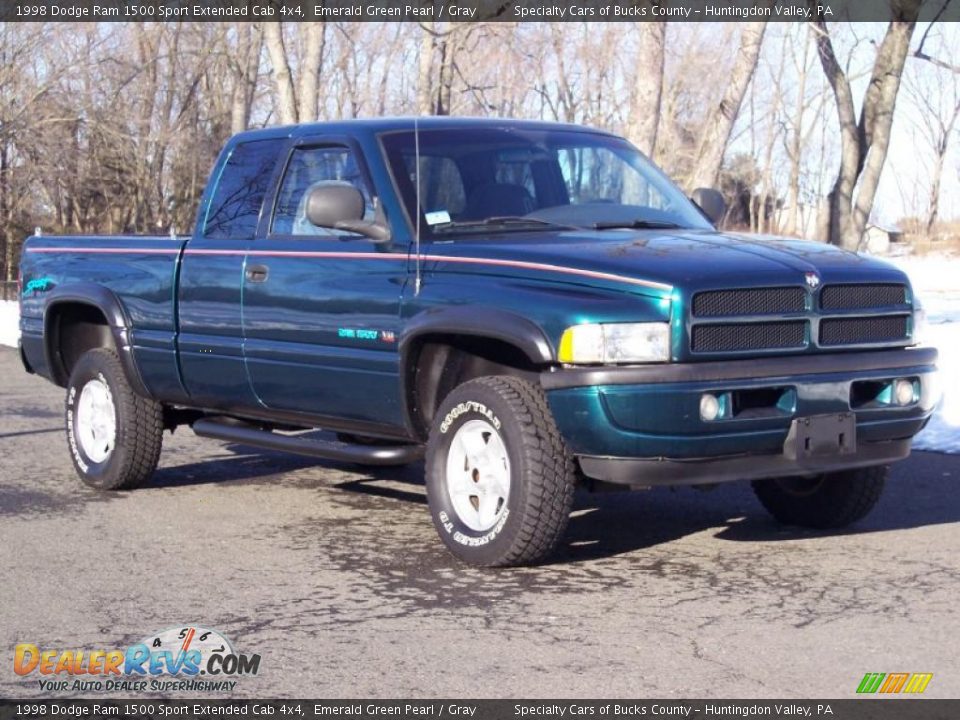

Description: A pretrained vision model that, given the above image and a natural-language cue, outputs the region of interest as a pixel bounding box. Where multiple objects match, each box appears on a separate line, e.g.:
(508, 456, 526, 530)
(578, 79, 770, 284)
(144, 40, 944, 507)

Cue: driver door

(241, 138, 408, 429)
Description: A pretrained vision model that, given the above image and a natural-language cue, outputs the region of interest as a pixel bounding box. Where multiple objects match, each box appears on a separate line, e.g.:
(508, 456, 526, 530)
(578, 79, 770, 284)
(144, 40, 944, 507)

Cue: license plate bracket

(784, 412, 857, 461)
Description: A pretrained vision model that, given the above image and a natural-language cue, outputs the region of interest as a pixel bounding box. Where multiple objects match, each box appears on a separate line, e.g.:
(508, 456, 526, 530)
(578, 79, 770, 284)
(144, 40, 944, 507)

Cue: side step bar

(192, 419, 424, 466)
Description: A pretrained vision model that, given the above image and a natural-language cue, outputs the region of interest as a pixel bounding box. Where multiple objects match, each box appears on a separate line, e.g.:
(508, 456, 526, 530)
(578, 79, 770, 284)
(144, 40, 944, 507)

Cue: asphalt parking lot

(1, 346, 958, 699)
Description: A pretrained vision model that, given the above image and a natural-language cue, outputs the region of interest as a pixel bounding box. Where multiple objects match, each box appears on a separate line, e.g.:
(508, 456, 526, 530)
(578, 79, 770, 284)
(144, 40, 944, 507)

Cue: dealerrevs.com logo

(14, 626, 261, 693)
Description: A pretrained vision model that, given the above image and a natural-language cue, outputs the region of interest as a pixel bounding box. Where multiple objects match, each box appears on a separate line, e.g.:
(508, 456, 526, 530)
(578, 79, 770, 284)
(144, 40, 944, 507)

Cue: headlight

(912, 305, 928, 346)
(558, 323, 671, 364)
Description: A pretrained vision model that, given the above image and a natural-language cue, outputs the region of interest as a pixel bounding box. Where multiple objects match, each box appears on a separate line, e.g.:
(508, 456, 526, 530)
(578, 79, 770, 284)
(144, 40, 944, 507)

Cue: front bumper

(541, 347, 938, 486)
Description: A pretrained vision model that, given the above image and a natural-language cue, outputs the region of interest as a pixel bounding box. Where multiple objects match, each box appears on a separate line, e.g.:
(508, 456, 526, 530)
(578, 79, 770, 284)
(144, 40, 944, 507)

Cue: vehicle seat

(462, 183, 535, 220)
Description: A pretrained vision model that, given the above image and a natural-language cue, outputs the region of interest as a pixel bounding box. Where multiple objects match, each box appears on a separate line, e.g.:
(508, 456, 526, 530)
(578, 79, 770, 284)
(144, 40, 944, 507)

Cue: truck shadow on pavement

(150, 447, 321, 488)
(0, 426, 61, 440)
(149, 443, 960, 564)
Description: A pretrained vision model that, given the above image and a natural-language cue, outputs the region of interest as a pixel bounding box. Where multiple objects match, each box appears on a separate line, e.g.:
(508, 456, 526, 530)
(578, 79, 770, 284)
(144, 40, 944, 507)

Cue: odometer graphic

(139, 626, 234, 674)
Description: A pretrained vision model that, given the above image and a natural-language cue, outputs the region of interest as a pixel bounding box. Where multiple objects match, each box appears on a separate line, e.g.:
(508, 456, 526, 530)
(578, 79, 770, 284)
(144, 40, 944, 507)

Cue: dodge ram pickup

(18, 118, 939, 566)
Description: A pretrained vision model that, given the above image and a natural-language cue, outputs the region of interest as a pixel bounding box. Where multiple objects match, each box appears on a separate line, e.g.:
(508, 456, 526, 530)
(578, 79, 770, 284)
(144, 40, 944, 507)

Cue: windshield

(379, 127, 713, 237)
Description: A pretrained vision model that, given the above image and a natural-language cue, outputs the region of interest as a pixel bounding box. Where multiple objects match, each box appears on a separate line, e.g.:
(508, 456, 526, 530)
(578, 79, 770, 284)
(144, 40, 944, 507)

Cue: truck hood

(438, 228, 910, 296)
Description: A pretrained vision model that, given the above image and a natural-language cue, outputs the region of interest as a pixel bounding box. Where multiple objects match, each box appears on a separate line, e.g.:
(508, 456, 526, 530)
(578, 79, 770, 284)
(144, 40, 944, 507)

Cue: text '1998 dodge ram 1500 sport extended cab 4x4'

(19, 118, 939, 566)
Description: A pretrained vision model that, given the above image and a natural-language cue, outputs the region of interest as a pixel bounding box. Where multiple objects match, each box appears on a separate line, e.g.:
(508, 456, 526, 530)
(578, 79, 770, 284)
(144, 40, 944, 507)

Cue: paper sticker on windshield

(425, 210, 451, 225)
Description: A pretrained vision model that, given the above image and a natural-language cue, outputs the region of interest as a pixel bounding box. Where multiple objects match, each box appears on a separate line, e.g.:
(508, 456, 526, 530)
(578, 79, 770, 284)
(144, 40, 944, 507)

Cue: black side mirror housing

(305, 185, 391, 244)
(691, 187, 727, 226)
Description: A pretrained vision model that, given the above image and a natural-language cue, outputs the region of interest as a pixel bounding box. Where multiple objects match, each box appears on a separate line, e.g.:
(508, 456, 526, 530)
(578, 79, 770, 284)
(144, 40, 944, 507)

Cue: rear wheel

(65, 348, 163, 490)
(425, 376, 576, 567)
(751, 466, 887, 529)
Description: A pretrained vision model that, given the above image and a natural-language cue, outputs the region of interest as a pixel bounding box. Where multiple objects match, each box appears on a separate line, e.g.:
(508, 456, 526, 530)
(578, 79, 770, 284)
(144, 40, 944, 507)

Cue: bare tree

(4, 16, 959, 270)
(812, 2, 921, 249)
(230, 23, 263, 134)
(415, 21, 482, 116)
(905, 26, 960, 234)
(783, 25, 813, 235)
(264, 22, 326, 124)
(687, 21, 768, 190)
(0, 24, 60, 279)
(756, 41, 788, 234)
(416, 21, 437, 115)
(625, 22, 666, 156)
(913, 0, 960, 74)
(263, 22, 297, 125)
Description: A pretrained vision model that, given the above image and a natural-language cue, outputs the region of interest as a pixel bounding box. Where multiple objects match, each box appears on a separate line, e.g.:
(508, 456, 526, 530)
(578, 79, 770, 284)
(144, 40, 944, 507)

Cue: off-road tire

(65, 348, 163, 490)
(751, 466, 887, 529)
(425, 376, 576, 567)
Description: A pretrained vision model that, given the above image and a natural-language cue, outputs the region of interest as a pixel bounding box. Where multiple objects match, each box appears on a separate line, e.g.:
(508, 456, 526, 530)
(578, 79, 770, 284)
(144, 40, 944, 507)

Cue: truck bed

(19, 235, 188, 394)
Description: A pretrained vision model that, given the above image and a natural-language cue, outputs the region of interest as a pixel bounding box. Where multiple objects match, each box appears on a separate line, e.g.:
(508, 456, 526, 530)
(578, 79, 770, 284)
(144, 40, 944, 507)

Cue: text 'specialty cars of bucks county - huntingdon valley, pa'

(18, 117, 939, 566)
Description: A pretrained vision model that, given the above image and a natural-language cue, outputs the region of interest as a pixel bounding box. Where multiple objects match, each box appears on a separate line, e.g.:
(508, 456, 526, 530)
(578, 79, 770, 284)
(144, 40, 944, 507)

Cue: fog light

(700, 393, 720, 422)
(893, 378, 916, 406)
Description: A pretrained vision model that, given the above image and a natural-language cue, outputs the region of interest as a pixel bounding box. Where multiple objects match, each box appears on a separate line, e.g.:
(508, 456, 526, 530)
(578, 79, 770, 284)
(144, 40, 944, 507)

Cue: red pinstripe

(26, 245, 673, 292)
(28, 247, 179, 255)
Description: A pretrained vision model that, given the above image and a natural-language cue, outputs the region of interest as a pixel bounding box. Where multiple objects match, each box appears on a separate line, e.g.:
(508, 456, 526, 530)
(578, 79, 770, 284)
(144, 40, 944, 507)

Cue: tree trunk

(231, 23, 263, 135)
(926, 149, 945, 235)
(0, 141, 8, 281)
(625, 22, 666, 157)
(264, 22, 298, 125)
(785, 27, 812, 236)
(417, 23, 436, 116)
(812, 4, 920, 249)
(758, 48, 786, 234)
(922, 104, 960, 236)
(298, 22, 326, 122)
(687, 21, 768, 190)
(436, 33, 455, 115)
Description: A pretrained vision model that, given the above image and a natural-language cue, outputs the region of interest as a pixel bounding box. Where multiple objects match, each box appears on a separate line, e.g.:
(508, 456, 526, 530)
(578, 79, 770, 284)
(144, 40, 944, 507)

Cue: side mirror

(691, 187, 727, 226)
(305, 185, 391, 244)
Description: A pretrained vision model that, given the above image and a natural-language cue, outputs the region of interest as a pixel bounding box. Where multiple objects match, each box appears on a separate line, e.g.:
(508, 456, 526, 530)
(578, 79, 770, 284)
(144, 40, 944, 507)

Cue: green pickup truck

(18, 118, 939, 566)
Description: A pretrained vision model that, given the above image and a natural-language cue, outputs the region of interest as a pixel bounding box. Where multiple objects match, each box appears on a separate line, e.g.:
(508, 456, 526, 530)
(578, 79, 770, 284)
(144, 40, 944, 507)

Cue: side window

(272, 146, 375, 236)
(203, 138, 285, 239)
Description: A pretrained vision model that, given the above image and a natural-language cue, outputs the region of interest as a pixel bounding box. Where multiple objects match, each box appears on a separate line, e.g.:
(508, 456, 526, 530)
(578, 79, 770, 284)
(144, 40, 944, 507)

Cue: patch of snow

(0, 301, 19, 349)
(885, 253, 960, 454)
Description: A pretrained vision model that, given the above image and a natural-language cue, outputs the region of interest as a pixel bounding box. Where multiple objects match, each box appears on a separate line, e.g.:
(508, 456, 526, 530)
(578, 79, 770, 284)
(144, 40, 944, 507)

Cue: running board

(192, 419, 424, 466)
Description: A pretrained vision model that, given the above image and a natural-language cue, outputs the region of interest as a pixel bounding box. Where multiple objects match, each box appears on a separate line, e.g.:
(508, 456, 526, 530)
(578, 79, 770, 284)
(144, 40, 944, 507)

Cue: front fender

(399, 306, 554, 364)
(397, 306, 555, 438)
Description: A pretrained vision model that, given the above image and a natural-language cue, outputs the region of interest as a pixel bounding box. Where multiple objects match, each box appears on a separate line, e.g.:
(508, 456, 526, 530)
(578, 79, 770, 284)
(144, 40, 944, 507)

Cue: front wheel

(425, 376, 576, 567)
(751, 466, 887, 529)
(65, 348, 164, 490)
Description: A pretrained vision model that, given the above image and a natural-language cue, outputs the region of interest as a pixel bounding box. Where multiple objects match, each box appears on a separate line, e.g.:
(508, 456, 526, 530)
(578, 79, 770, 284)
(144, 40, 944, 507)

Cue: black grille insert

(693, 287, 806, 317)
(821, 284, 907, 310)
(692, 322, 806, 353)
(819, 316, 909, 346)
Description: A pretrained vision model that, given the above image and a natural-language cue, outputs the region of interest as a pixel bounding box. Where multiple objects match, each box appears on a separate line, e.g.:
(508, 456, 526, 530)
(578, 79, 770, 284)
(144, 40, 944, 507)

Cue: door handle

(245, 264, 269, 282)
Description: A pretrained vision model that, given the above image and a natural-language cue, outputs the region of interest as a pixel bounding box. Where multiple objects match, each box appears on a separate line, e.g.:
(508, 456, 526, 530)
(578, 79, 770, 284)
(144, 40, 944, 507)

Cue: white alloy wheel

(444, 418, 511, 532)
(75, 377, 117, 463)
(425, 376, 576, 566)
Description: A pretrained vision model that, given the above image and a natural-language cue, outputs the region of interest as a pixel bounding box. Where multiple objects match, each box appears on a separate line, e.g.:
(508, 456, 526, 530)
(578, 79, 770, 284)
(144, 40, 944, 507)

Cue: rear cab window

(203, 138, 287, 239)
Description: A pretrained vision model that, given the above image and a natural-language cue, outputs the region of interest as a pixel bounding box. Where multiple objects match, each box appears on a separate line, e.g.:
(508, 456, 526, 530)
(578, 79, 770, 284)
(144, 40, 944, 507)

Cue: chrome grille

(820, 284, 907, 310)
(819, 316, 909, 346)
(693, 287, 806, 317)
(691, 322, 806, 353)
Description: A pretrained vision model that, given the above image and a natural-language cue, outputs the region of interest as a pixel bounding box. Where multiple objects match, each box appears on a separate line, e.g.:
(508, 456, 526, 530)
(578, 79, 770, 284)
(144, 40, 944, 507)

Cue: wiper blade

(593, 219, 683, 230)
(434, 216, 574, 231)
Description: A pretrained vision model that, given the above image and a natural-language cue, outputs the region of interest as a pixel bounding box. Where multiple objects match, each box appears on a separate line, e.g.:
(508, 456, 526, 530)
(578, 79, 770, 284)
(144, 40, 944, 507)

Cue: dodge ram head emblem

(805, 272, 821, 289)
